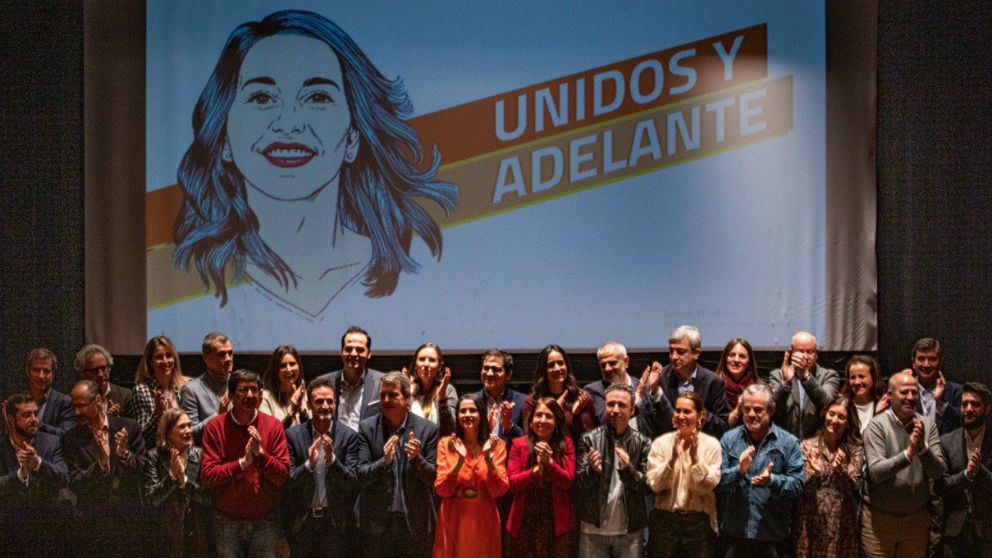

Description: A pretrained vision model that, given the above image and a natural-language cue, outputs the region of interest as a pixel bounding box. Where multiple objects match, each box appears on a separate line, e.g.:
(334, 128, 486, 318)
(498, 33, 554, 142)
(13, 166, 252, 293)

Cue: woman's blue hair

(173, 10, 457, 305)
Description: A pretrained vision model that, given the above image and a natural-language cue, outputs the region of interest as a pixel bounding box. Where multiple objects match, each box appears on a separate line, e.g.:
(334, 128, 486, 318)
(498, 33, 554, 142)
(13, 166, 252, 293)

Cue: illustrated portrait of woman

(173, 9, 458, 316)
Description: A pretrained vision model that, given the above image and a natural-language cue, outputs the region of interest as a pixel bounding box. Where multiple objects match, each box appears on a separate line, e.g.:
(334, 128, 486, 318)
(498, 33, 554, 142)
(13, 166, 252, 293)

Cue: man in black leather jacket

(575, 384, 653, 558)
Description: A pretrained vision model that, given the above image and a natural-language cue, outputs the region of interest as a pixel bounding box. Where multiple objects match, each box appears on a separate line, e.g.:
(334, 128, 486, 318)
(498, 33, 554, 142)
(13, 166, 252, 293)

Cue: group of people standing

(1, 328, 989, 558)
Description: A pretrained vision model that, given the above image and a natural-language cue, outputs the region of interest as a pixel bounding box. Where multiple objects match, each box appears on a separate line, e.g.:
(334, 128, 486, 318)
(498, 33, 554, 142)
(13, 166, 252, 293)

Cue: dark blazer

(62, 415, 146, 508)
(935, 423, 992, 538)
(918, 380, 963, 435)
(38, 389, 76, 437)
(471, 387, 527, 442)
(769, 363, 842, 439)
(0, 432, 72, 557)
(0, 430, 69, 508)
(284, 419, 360, 534)
(106, 382, 136, 420)
(356, 411, 438, 540)
(314, 368, 384, 425)
(648, 365, 729, 438)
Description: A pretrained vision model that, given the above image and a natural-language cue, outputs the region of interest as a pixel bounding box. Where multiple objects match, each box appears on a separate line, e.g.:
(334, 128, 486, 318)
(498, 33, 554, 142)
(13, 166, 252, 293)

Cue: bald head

(790, 331, 819, 370)
(888, 369, 920, 422)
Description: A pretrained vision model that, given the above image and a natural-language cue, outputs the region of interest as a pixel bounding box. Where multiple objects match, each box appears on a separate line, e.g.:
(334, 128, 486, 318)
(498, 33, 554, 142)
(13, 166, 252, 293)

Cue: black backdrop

(1, 1, 990, 396)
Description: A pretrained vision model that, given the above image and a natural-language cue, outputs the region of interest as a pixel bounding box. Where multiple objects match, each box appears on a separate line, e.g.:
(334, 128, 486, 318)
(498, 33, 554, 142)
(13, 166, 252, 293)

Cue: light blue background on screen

(146, 1, 826, 352)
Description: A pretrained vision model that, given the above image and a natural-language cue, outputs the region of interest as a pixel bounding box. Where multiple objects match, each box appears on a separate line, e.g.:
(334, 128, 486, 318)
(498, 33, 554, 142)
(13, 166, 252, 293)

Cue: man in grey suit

(768, 331, 841, 439)
(73, 344, 135, 419)
(180, 332, 234, 443)
(314, 326, 383, 432)
(936, 382, 992, 558)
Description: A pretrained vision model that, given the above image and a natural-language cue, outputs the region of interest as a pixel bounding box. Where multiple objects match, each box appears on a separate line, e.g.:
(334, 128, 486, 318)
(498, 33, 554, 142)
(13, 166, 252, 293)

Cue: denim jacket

(716, 423, 805, 541)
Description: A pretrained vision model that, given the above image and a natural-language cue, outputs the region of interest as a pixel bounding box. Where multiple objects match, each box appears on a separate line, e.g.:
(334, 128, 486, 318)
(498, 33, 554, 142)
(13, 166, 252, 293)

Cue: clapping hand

(114, 429, 130, 460)
(907, 419, 925, 458)
(16, 441, 40, 478)
(751, 462, 774, 486)
(243, 425, 263, 466)
(383, 434, 399, 466)
(439, 367, 452, 396)
(588, 448, 603, 473)
(107, 399, 121, 417)
(500, 401, 515, 432)
(830, 448, 848, 473)
(615, 446, 630, 470)
(935, 372, 947, 404)
(803, 446, 826, 474)
(218, 393, 231, 414)
(451, 437, 467, 459)
(967, 448, 982, 479)
(482, 434, 499, 460)
(534, 441, 553, 474)
(738, 445, 755, 475)
(404, 431, 422, 460)
(169, 447, 186, 482)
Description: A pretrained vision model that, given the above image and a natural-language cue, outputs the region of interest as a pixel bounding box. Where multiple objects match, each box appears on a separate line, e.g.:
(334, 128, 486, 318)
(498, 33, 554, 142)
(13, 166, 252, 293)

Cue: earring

(344, 129, 359, 163)
(222, 141, 233, 162)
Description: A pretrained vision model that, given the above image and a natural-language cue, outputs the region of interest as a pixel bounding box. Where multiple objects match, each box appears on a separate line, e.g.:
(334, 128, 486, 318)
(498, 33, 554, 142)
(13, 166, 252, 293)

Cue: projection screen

(84, 1, 877, 353)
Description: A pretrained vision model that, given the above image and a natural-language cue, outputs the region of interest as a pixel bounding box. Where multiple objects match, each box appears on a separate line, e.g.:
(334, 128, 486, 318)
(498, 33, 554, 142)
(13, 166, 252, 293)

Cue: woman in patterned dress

(796, 396, 865, 558)
(134, 336, 189, 447)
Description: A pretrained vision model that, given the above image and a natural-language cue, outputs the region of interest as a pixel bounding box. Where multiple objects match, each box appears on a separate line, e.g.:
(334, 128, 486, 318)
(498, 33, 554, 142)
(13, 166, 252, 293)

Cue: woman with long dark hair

(434, 394, 509, 558)
(522, 345, 594, 444)
(507, 397, 577, 558)
(796, 396, 864, 558)
(714, 338, 763, 428)
(259, 345, 310, 427)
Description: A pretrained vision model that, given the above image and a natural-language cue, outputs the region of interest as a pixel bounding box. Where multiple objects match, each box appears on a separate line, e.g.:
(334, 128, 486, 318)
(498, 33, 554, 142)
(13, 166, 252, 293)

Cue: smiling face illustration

(225, 34, 358, 201)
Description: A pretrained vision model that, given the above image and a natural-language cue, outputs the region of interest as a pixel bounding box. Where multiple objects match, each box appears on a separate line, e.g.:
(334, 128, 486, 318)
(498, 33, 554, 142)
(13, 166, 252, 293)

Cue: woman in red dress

(433, 394, 509, 558)
(508, 397, 577, 558)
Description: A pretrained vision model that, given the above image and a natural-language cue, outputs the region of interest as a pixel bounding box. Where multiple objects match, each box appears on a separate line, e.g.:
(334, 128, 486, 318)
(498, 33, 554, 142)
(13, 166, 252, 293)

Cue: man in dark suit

(62, 379, 146, 558)
(314, 326, 383, 432)
(357, 371, 438, 558)
(471, 349, 526, 442)
(912, 337, 963, 435)
(936, 382, 992, 558)
(284, 377, 360, 558)
(0, 393, 71, 555)
(73, 344, 136, 419)
(768, 331, 841, 439)
(642, 325, 729, 438)
(587, 341, 668, 435)
(24, 348, 75, 437)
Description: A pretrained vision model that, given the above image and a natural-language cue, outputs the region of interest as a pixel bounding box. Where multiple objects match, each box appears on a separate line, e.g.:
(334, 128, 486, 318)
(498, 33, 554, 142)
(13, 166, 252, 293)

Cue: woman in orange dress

(434, 394, 510, 558)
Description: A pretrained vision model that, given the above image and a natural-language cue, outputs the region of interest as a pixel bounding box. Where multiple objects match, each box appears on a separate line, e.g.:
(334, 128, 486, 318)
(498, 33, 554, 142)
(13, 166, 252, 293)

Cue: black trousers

(362, 513, 432, 558)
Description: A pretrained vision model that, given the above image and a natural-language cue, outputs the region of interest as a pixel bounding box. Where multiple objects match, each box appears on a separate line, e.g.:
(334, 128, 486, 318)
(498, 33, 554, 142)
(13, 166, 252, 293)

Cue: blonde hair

(135, 336, 189, 390)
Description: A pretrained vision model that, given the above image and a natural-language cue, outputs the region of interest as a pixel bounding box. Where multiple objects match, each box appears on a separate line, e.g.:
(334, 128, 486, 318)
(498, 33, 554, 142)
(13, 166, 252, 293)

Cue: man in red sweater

(201, 369, 290, 558)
